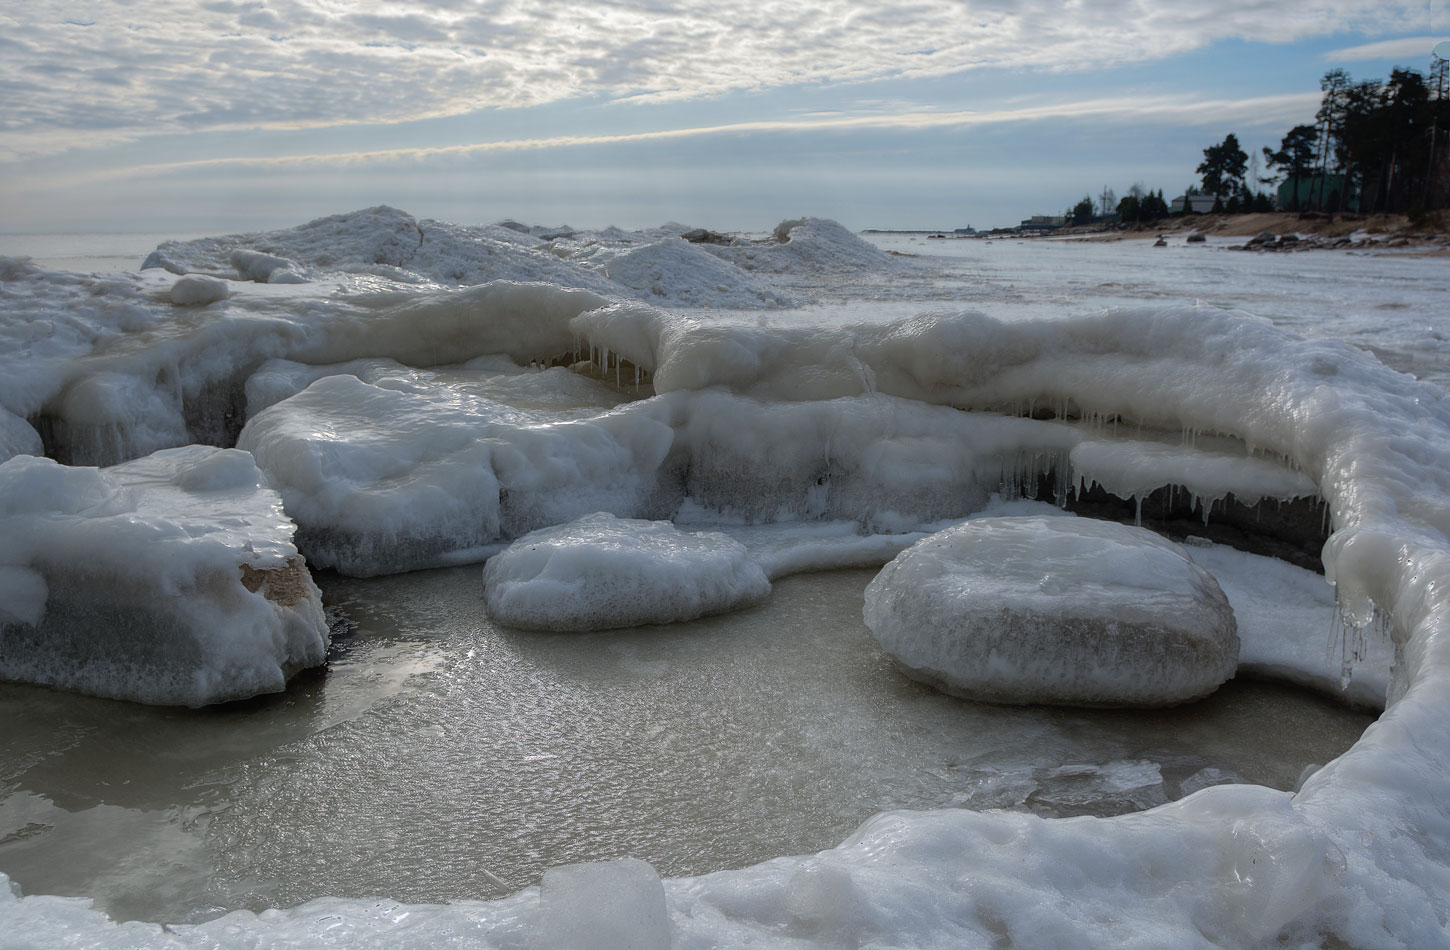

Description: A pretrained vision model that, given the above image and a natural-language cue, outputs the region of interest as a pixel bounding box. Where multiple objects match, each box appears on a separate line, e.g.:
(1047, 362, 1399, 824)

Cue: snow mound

(0, 447, 328, 706)
(482, 513, 770, 631)
(601, 238, 803, 308)
(142, 206, 621, 294)
(706, 217, 898, 275)
(864, 517, 1239, 707)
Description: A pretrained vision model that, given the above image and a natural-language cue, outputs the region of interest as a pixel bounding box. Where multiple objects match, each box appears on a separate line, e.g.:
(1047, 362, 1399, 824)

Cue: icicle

(1134, 495, 1143, 526)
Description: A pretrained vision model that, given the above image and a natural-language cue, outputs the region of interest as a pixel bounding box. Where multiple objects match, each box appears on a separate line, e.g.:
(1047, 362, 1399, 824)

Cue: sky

(0, 1, 1447, 234)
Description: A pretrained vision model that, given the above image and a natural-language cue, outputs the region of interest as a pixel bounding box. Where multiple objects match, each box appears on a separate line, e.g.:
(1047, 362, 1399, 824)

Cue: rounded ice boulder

(483, 513, 771, 631)
(863, 517, 1239, 707)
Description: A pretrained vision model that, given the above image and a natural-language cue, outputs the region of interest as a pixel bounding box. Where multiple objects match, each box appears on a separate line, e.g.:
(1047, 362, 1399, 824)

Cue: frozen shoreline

(3, 212, 1450, 946)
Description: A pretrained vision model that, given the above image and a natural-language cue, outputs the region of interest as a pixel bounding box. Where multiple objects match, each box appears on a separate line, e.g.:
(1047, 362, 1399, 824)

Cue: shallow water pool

(0, 566, 1373, 924)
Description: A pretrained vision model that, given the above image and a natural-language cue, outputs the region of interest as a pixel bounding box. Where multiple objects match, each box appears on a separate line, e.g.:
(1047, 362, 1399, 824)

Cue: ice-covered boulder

(863, 517, 1239, 707)
(168, 274, 231, 306)
(0, 447, 329, 706)
(483, 513, 770, 631)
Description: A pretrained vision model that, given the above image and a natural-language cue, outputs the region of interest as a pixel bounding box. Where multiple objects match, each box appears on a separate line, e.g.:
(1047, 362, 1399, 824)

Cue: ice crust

(864, 517, 1240, 706)
(483, 513, 770, 632)
(238, 384, 1078, 575)
(0, 447, 327, 706)
(8, 217, 1450, 946)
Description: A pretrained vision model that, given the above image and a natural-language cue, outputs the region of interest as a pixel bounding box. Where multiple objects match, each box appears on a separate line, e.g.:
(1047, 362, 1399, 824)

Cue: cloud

(33, 90, 1321, 185)
(1324, 35, 1446, 61)
(0, 1, 1424, 160)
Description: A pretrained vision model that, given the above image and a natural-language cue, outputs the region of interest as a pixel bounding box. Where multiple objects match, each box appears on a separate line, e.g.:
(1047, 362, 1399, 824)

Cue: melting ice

(1, 208, 1449, 946)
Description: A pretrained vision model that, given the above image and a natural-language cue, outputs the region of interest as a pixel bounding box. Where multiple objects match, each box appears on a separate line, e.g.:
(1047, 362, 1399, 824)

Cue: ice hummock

(0, 447, 328, 706)
(864, 517, 1240, 706)
(483, 513, 770, 631)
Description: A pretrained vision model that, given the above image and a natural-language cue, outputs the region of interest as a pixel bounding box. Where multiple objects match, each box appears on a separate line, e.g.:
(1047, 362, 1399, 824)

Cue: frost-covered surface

(482, 513, 770, 631)
(6, 219, 1450, 946)
(0, 447, 327, 706)
(864, 517, 1240, 707)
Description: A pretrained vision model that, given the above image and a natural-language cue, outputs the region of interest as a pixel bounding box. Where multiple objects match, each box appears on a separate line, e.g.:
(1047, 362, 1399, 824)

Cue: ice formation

(6, 214, 1450, 946)
(483, 513, 770, 631)
(0, 447, 328, 706)
(167, 275, 231, 306)
(864, 517, 1240, 706)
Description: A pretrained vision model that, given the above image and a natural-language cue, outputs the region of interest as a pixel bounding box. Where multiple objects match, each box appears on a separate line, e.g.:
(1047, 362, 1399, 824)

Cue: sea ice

(483, 513, 770, 631)
(0, 446, 328, 705)
(863, 516, 1240, 706)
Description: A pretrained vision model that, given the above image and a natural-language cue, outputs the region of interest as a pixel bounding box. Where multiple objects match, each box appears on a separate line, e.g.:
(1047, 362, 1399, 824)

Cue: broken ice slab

(0, 446, 329, 706)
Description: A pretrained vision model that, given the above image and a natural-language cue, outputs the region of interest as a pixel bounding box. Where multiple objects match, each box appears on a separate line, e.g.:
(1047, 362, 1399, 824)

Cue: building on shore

(1170, 194, 1217, 214)
(1019, 215, 1065, 231)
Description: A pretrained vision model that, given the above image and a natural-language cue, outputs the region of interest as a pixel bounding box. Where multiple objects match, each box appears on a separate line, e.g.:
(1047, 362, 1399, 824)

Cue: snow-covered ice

(482, 513, 770, 631)
(4, 211, 1450, 947)
(0, 446, 327, 705)
(864, 517, 1240, 706)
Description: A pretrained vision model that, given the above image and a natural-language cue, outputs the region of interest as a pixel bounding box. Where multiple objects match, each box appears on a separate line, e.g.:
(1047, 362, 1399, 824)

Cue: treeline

(1065, 59, 1449, 226)
(1066, 186, 1169, 225)
(1266, 63, 1450, 214)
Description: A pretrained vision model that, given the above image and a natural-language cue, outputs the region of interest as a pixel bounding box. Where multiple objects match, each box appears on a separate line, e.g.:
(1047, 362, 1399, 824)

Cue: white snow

(864, 517, 1240, 706)
(0, 446, 327, 706)
(483, 514, 770, 631)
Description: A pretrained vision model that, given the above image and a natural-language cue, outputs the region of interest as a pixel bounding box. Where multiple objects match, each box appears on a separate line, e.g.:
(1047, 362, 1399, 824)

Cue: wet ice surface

(0, 567, 1371, 923)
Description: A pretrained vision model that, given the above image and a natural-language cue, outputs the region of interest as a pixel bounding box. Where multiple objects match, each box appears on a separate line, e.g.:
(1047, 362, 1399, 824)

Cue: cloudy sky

(1, 1, 1446, 234)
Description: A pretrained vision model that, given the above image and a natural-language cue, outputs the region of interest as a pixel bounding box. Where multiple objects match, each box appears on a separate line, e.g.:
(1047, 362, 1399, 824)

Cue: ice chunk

(168, 275, 231, 306)
(231, 249, 307, 284)
(863, 517, 1239, 707)
(0, 447, 328, 706)
(537, 858, 669, 950)
(483, 513, 770, 631)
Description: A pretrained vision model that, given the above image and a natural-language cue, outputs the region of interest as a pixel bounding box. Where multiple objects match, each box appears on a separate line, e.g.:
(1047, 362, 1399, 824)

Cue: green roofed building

(1277, 175, 1360, 212)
